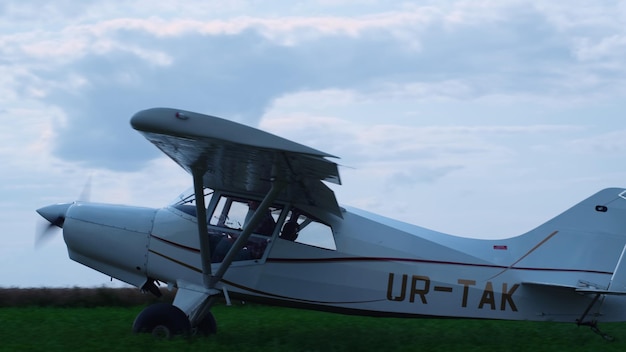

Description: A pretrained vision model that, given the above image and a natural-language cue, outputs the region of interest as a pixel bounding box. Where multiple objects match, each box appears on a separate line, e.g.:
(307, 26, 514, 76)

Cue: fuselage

(49, 187, 626, 324)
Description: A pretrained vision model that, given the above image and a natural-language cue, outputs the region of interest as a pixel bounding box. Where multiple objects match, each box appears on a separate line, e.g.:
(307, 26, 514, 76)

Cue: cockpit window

(279, 209, 336, 250)
(170, 189, 285, 263)
(207, 194, 284, 263)
(169, 188, 336, 258)
(209, 196, 282, 235)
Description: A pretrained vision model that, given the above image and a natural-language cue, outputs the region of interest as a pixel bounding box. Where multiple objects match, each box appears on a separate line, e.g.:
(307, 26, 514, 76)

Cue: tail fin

(510, 188, 626, 285)
(539, 188, 626, 237)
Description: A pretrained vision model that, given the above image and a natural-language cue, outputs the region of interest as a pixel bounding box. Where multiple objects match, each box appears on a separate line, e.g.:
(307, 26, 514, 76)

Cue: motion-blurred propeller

(35, 177, 92, 247)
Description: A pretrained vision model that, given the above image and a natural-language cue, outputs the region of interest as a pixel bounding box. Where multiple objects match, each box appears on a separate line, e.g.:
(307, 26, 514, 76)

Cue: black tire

(132, 303, 191, 338)
(194, 311, 218, 336)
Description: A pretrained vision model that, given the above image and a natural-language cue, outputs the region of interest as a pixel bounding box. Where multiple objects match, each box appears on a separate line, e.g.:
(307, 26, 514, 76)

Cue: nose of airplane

(37, 203, 73, 228)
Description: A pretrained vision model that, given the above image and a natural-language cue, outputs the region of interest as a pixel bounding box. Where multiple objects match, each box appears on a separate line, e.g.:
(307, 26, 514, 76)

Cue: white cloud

(260, 85, 625, 239)
(566, 130, 626, 155)
(573, 35, 626, 63)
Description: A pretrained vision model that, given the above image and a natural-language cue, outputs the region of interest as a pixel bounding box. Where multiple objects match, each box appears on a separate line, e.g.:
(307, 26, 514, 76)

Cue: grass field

(2, 302, 626, 351)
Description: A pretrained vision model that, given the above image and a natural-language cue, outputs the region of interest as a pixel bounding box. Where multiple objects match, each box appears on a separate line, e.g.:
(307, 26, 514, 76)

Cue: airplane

(37, 107, 626, 340)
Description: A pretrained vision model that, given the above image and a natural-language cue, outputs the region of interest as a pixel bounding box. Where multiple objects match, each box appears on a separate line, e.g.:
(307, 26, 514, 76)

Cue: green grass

(1, 303, 625, 351)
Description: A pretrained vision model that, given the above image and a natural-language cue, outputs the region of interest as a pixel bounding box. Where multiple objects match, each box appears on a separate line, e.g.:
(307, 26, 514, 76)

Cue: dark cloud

(38, 30, 422, 170)
(35, 5, 594, 171)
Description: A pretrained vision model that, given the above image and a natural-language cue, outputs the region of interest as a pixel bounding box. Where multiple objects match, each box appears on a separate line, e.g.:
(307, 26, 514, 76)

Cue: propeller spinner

(35, 203, 72, 246)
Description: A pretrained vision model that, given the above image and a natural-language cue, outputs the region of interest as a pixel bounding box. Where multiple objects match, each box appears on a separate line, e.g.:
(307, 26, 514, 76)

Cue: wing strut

(191, 167, 286, 289)
(192, 167, 213, 287)
(181, 177, 286, 327)
(211, 179, 286, 286)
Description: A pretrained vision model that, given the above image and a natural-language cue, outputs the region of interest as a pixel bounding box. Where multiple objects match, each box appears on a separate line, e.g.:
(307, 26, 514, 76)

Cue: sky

(2, 0, 626, 287)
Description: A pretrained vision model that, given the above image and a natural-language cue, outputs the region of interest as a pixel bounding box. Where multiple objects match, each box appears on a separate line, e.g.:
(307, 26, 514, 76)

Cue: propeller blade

(79, 176, 92, 202)
(35, 221, 60, 248)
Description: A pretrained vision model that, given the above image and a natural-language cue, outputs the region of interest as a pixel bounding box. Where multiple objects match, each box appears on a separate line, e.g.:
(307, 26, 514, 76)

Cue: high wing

(131, 107, 342, 217)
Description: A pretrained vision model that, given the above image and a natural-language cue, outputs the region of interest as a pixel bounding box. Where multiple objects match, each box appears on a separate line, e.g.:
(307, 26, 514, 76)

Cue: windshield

(170, 187, 213, 206)
(169, 187, 214, 217)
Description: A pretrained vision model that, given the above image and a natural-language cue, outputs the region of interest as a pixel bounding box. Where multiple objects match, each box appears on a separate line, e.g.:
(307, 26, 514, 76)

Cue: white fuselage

(59, 188, 626, 324)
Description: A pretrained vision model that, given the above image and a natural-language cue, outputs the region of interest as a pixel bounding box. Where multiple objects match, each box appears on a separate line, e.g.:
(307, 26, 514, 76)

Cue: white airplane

(37, 108, 626, 339)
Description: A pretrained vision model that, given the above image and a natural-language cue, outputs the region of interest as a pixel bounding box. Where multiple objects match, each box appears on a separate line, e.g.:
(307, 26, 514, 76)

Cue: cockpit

(169, 188, 336, 264)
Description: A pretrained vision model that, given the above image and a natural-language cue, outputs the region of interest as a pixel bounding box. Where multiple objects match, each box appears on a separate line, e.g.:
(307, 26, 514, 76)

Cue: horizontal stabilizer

(523, 281, 626, 296)
(575, 288, 626, 296)
(522, 281, 579, 291)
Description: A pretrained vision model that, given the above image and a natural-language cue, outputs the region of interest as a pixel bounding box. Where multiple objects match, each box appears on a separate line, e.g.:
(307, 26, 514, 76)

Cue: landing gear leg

(576, 293, 614, 341)
(579, 320, 615, 342)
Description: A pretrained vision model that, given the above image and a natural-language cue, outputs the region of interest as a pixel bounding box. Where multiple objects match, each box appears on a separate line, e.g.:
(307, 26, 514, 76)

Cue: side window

(209, 197, 249, 230)
(209, 196, 282, 235)
(207, 195, 284, 263)
(279, 209, 336, 250)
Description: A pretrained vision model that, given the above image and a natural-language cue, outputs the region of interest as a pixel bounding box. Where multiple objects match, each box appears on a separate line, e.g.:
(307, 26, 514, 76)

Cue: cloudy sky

(2, 0, 625, 287)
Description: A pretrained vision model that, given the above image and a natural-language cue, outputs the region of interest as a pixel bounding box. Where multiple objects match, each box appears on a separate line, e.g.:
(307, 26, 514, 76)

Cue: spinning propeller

(35, 177, 91, 247)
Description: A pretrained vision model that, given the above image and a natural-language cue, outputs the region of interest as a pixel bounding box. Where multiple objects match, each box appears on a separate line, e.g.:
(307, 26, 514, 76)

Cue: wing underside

(131, 108, 342, 217)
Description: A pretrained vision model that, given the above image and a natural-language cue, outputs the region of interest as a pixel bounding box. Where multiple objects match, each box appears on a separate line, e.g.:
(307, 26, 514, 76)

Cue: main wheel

(132, 303, 191, 338)
(194, 311, 218, 336)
